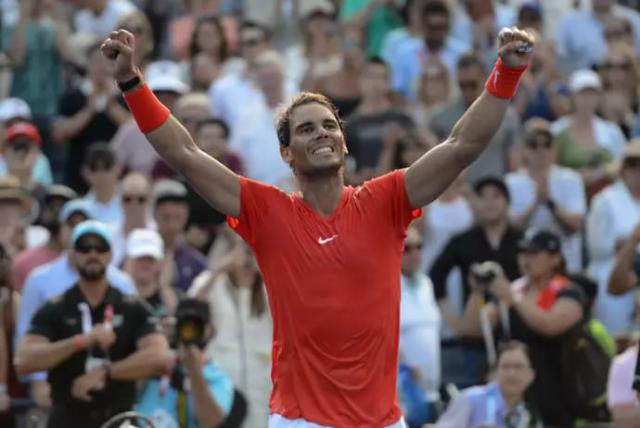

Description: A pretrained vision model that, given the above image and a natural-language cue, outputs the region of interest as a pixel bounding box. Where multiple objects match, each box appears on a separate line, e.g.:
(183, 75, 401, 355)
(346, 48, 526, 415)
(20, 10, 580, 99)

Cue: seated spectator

(399, 226, 441, 423)
(152, 180, 206, 293)
(460, 229, 584, 426)
(607, 343, 640, 427)
(344, 57, 415, 184)
(429, 54, 522, 184)
(551, 69, 626, 198)
(506, 118, 586, 273)
(598, 46, 638, 138)
(587, 140, 640, 335)
(406, 59, 454, 132)
(0, 98, 53, 186)
(81, 144, 123, 227)
(73, 0, 136, 38)
(53, 43, 130, 193)
(124, 229, 176, 317)
(110, 172, 154, 268)
(0, 176, 36, 255)
(436, 341, 542, 428)
(189, 229, 272, 428)
(12, 184, 76, 291)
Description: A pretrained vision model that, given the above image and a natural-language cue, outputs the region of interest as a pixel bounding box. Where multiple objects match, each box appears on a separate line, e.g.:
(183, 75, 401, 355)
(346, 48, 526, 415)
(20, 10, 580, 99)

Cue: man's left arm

(108, 333, 168, 380)
(405, 27, 535, 208)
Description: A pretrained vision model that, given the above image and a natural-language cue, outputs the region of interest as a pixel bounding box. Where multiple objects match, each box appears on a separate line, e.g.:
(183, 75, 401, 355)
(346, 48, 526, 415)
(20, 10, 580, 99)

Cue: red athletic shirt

(228, 170, 420, 427)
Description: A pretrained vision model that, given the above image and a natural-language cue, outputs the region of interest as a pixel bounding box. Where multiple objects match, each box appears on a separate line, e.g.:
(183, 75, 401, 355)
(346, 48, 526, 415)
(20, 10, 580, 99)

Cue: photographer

(135, 298, 235, 428)
(460, 229, 584, 426)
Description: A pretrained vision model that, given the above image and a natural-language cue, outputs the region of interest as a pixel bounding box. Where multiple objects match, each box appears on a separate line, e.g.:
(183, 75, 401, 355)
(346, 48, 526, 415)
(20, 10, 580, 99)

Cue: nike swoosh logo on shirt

(318, 235, 338, 245)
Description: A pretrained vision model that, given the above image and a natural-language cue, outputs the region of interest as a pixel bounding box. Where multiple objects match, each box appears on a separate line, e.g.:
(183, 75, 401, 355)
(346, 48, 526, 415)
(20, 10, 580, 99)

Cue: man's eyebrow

(294, 121, 313, 131)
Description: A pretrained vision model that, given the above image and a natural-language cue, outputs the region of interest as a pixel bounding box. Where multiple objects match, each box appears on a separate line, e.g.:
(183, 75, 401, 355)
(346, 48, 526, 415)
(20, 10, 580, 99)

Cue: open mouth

(311, 146, 335, 155)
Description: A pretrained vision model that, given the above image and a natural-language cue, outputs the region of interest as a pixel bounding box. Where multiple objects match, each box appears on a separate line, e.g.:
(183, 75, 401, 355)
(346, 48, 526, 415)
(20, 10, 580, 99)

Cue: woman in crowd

(189, 229, 272, 428)
(186, 13, 232, 90)
(460, 229, 584, 426)
(406, 59, 453, 132)
(598, 47, 639, 139)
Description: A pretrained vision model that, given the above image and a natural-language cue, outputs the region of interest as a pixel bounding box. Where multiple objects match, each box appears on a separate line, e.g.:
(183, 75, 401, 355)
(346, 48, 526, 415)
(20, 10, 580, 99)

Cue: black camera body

(174, 298, 211, 347)
(471, 261, 501, 286)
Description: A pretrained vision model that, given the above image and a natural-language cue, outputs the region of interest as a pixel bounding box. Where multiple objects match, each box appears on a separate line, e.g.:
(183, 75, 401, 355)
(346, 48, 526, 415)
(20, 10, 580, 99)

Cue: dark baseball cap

(518, 228, 562, 253)
(175, 298, 211, 323)
(473, 176, 510, 203)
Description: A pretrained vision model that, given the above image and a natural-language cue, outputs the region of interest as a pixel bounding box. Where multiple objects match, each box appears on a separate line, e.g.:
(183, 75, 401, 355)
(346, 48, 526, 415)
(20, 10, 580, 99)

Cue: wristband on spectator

(485, 57, 528, 99)
(123, 84, 171, 134)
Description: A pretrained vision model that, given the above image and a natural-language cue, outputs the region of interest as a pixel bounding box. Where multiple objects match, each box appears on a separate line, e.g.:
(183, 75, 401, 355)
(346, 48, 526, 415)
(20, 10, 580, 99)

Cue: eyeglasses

(241, 38, 263, 47)
(404, 243, 423, 252)
(623, 157, 640, 168)
(526, 140, 553, 150)
(123, 195, 148, 204)
(74, 242, 110, 254)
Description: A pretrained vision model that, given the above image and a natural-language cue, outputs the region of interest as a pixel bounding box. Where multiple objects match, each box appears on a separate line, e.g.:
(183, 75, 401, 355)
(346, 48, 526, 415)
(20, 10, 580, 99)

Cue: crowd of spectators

(0, 0, 640, 427)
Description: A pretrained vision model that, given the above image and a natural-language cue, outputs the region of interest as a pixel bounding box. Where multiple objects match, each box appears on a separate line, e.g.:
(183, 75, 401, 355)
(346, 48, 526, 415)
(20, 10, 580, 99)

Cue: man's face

(176, 104, 211, 138)
(359, 63, 390, 100)
(255, 62, 284, 95)
(40, 196, 68, 235)
(0, 200, 21, 228)
(524, 132, 555, 170)
(71, 234, 111, 281)
(496, 348, 534, 398)
(154, 201, 189, 240)
(4, 137, 39, 173)
(280, 102, 347, 178)
(197, 123, 228, 159)
(423, 12, 449, 48)
(59, 212, 89, 249)
(458, 66, 484, 106)
(130, 256, 162, 285)
(592, 0, 614, 14)
(239, 27, 268, 64)
(475, 186, 508, 226)
(121, 177, 150, 220)
(402, 228, 423, 275)
(84, 159, 120, 191)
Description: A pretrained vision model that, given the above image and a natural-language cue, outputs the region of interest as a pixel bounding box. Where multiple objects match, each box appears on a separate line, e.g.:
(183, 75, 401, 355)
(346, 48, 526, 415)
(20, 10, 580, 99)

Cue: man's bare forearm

(15, 336, 79, 375)
(188, 367, 225, 428)
(109, 335, 168, 381)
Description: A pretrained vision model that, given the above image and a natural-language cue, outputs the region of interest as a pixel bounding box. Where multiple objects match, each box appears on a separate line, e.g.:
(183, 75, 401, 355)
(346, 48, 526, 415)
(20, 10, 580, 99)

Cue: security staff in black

(15, 220, 169, 428)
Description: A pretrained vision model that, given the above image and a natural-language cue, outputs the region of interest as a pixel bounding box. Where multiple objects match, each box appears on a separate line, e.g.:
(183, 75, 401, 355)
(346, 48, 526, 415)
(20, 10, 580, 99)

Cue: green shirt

(553, 129, 613, 170)
(340, 0, 404, 57)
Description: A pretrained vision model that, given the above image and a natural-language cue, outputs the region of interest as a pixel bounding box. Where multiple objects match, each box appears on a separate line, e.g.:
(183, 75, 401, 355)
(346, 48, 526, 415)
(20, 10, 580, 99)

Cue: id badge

(85, 356, 107, 374)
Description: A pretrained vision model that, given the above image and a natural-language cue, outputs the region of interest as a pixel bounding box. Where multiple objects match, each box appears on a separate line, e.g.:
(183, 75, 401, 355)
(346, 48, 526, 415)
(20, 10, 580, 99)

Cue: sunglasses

(404, 243, 423, 252)
(624, 157, 640, 168)
(526, 140, 553, 150)
(75, 242, 110, 254)
(241, 38, 263, 47)
(123, 195, 148, 204)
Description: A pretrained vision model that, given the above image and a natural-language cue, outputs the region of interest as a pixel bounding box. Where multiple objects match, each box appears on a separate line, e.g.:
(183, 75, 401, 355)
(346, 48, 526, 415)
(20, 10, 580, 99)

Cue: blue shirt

(15, 254, 136, 381)
(83, 192, 123, 226)
(0, 153, 53, 186)
(135, 361, 234, 428)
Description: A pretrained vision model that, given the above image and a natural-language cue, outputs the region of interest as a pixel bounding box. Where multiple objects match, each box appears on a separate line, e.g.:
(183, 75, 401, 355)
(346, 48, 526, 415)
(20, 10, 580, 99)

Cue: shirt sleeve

(607, 350, 638, 408)
(203, 364, 235, 416)
(26, 299, 58, 340)
(429, 237, 461, 301)
(227, 177, 289, 246)
(586, 194, 616, 262)
(435, 394, 472, 428)
(15, 273, 45, 346)
(562, 172, 587, 215)
(129, 299, 161, 342)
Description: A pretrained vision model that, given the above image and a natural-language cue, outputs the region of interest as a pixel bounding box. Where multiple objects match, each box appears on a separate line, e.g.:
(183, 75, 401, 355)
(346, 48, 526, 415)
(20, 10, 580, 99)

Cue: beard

(78, 264, 106, 281)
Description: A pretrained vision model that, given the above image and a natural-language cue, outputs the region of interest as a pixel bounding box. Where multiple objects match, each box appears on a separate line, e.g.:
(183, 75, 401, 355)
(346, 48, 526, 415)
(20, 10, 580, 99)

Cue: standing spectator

(0, 243, 24, 428)
(0, 98, 53, 187)
(460, 229, 585, 426)
(555, 0, 640, 73)
(436, 341, 542, 428)
(135, 298, 235, 428)
(598, 47, 639, 138)
(551, 69, 626, 198)
(607, 343, 640, 426)
(14, 221, 168, 428)
(74, 0, 137, 38)
(2, 0, 71, 119)
(399, 226, 441, 421)
(12, 185, 76, 291)
(430, 177, 522, 388)
(185, 13, 230, 90)
(189, 231, 272, 428)
(506, 118, 586, 273)
(390, 0, 468, 100)
(124, 229, 176, 317)
(110, 172, 154, 267)
(284, 1, 341, 90)
(587, 141, 640, 335)
(339, 0, 404, 57)
(153, 180, 207, 293)
(406, 59, 454, 132)
(230, 51, 292, 187)
(81, 144, 123, 227)
(53, 43, 130, 193)
(381, 0, 428, 70)
(430, 54, 522, 184)
(345, 57, 415, 184)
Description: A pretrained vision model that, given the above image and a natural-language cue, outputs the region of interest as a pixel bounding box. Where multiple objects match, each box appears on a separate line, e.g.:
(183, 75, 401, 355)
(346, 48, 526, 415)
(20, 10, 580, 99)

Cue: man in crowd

(14, 220, 168, 428)
(430, 177, 522, 388)
(102, 25, 533, 426)
(82, 143, 123, 226)
(74, 0, 137, 38)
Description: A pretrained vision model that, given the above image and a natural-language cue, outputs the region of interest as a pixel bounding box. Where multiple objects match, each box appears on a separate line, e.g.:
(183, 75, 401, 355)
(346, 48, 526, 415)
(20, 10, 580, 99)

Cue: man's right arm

(101, 30, 241, 217)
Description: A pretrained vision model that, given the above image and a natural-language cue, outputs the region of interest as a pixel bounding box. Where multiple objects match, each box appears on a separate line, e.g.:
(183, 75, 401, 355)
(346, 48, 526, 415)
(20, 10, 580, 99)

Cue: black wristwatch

(117, 74, 141, 92)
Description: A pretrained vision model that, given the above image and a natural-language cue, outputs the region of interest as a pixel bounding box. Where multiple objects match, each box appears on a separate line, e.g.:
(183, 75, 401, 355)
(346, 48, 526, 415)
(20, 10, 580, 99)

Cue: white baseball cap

(569, 69, 602, 93)
(0, 98, 32, 122)
(145, 61, 189, 94)
(126, 229, 164, 260)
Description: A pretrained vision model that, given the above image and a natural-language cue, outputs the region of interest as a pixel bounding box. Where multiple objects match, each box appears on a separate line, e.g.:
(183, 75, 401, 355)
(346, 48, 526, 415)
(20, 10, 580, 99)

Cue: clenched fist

(497, 27, 536, 69)
(100, 30, 139, 83)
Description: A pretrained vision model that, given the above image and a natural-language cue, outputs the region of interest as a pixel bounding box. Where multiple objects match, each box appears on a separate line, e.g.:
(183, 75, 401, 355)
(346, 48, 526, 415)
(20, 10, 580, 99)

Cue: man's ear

(280, 144, 292, 164)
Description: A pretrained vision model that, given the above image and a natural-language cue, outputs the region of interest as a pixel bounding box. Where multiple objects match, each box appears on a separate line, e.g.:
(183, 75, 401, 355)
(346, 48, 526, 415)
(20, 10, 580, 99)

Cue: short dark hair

(473, 176, 510, 203)
(457, 53, 486, 73)
(189, 13, 229, 61)
(422, 0, 449, 19)
(275, 92, 343, 147)
(498, 340, 532, 364)
(84, 143, 116, 168)
(196, 117, 230, 138)
(239, 20, 272, 42)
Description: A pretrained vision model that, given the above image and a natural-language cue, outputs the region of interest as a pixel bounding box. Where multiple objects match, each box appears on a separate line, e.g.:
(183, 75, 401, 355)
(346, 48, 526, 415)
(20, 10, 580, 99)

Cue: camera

(174, 298, 210, 347)
(471, 261, 502, 287)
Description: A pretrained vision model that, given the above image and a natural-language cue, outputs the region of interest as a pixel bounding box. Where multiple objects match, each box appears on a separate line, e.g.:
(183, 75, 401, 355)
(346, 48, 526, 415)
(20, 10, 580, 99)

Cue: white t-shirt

(505, 166, 586, 273)
(268, 413, 406, 428)
(74, 0, 136, 38)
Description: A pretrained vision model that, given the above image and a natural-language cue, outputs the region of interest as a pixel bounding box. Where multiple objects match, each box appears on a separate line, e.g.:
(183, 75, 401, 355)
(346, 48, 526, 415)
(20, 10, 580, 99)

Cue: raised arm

(405, 28, 535, 208)
(100, 30, 241, 217)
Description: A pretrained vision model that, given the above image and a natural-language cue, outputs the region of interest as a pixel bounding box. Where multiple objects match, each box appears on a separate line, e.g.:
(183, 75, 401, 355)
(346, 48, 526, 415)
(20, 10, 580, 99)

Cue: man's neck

(526, 163, 552, 178)
(78, 279, 109, 307)
(135, 280, 158, 299)
(358, 97, 391, 114)
(482, 219, 508, 248)
(502, 391, 522, 412)
(93, 187, 116, 205)
(124, 216, 146, 234)
(162, 234, 182, 252)
(299, 172, 345, 217)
